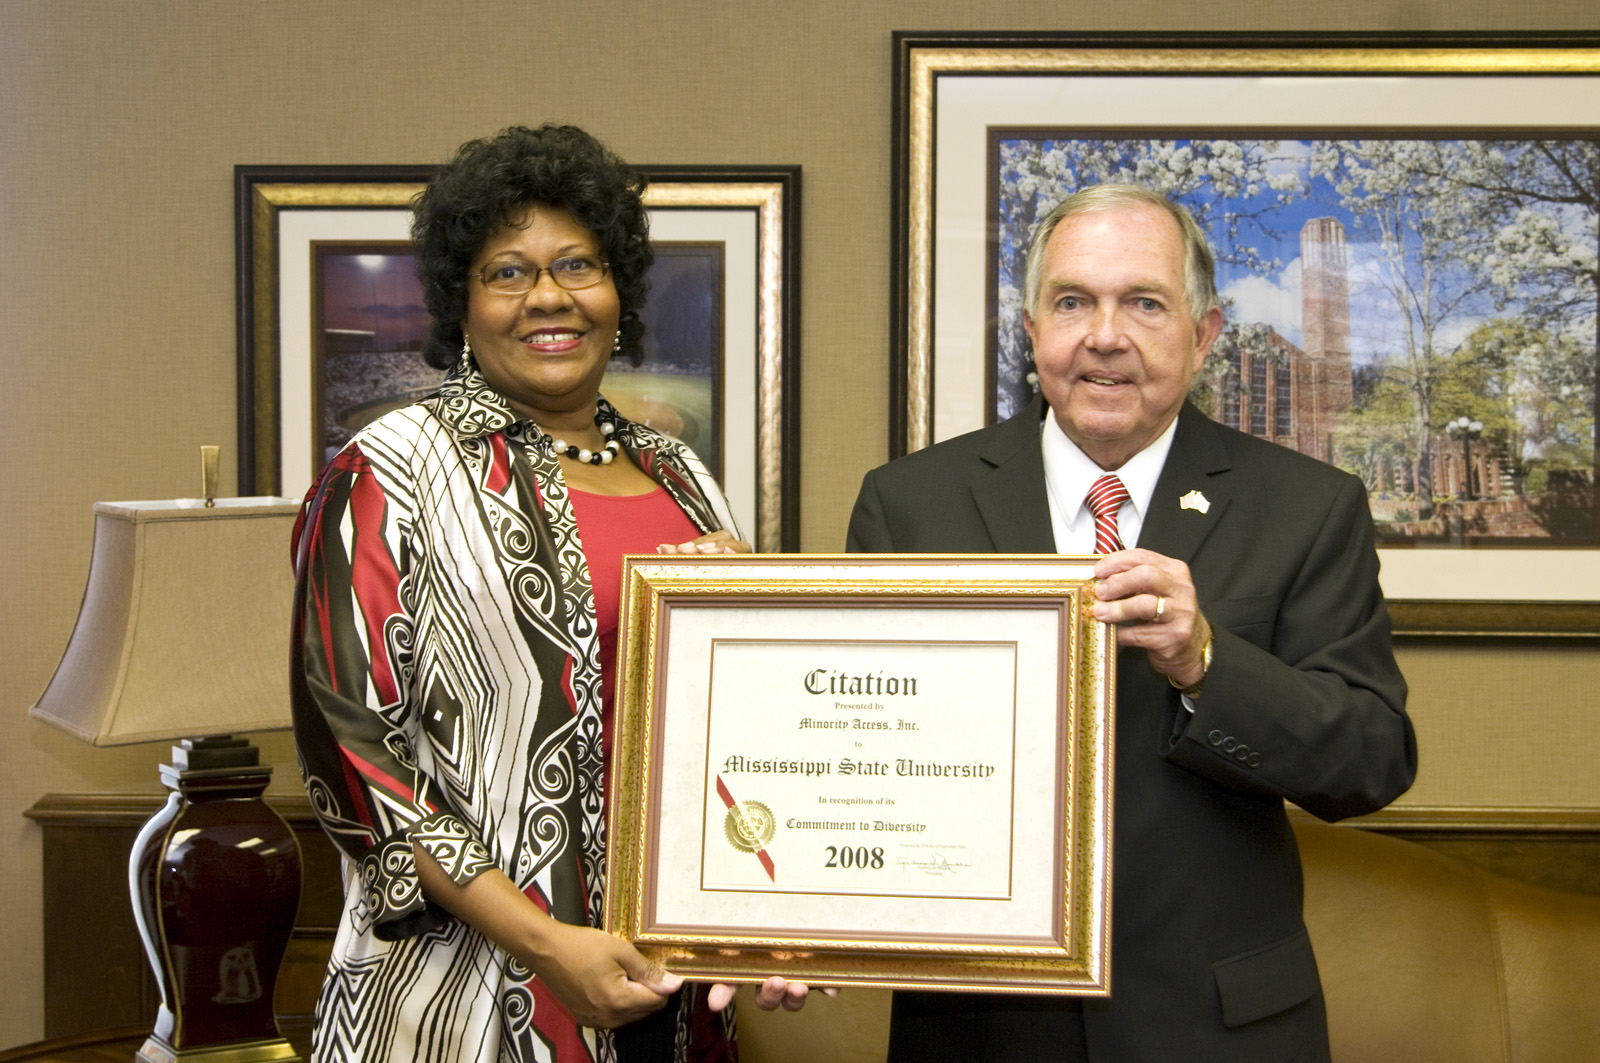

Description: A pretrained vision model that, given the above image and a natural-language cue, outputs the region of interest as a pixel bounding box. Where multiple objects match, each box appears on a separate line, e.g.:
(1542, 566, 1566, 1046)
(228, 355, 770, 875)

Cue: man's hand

(706, 978, 839, 1013)
(1093, 548, 1211, 689)
(657, 529, 753, 554)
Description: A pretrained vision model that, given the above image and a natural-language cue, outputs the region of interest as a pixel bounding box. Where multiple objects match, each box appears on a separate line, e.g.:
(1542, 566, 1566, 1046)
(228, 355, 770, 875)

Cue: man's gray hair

(1022, 184, 1219, 321)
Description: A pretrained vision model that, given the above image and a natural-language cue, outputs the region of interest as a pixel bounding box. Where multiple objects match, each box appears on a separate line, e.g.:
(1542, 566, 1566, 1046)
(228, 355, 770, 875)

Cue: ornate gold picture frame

(889, 32, 1600, 637)
(605, 554, 1115, 994)
(235, 164, 801, 550)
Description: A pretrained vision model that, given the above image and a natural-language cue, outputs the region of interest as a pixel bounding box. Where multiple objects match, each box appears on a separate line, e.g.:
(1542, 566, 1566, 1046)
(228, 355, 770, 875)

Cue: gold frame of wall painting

(889, 32, 1600, 637)
(234, 164, 801, 551)
(604, 554, 1114, 993)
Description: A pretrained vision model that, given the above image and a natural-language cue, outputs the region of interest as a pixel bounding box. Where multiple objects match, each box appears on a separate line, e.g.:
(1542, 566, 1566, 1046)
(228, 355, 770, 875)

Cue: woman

(291, 125, 803, 1063)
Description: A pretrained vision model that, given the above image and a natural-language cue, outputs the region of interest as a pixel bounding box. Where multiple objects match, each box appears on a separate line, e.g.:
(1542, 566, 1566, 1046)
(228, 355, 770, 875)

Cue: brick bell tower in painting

(1296, 217, 1354, 463)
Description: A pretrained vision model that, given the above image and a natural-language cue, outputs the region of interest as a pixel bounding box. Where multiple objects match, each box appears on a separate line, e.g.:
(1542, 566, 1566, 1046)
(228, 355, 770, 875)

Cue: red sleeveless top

(567, 487, 700, 784)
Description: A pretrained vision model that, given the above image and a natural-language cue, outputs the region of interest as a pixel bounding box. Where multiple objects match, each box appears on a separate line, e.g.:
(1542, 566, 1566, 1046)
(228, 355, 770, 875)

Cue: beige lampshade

(31, 497, 301, 746)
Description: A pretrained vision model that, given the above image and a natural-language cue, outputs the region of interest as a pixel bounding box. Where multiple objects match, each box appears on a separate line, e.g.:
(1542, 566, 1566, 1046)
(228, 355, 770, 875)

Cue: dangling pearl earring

(461, 334, 474, 369)
(611, 331, 622, 357)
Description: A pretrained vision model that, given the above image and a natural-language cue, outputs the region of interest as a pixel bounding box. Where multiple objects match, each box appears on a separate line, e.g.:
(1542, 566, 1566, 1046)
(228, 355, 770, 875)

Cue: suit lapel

(972, 395, 1058, 553)
(1138, 403, 1232, 565)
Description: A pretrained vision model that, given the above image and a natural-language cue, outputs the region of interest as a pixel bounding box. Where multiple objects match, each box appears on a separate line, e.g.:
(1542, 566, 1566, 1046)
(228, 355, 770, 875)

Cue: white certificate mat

(698, 638, 1018, 901)
(605, 555, 1115, 995)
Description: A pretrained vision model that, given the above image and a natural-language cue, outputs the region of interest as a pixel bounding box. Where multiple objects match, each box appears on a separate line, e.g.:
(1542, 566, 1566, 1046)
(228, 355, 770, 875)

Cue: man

(848, 185, 1416, 1061)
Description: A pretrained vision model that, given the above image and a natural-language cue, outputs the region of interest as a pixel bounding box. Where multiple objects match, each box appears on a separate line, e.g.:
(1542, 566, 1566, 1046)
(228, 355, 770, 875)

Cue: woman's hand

(657, 529, 752, 555)
(705, 978, 839, 1013)
(413, 842, 677, 1029)
(527, 920, 681, 1029)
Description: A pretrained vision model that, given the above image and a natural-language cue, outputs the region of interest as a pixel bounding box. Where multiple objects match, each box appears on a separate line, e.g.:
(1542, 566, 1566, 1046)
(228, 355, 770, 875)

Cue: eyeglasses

(473, 255, 610, 295)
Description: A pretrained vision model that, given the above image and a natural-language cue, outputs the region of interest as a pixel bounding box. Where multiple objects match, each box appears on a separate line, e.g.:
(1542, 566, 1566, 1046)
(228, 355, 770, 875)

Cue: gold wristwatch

(1169, 628, 1213, 698)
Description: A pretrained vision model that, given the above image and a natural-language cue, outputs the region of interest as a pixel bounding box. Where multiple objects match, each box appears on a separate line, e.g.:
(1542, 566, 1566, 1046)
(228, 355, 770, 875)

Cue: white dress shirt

(1040, 411, 1197, 712)
(1041, 411, 1179, 554)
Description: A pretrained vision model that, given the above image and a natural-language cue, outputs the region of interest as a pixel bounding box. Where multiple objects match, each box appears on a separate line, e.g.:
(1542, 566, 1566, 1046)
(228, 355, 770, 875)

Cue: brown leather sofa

(1295, 817, 1600, 1063)
(740, 820, 1600, 1063)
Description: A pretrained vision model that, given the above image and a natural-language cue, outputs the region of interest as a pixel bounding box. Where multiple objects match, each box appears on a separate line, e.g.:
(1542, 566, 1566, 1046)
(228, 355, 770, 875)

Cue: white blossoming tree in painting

(1311, 139, 1596, 532)
(994, 137, 1303, 419)
(992, 135, 1597, 541)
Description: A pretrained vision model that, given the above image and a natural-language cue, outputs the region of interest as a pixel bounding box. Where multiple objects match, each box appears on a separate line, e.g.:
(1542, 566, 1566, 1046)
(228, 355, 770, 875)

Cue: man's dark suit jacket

(847, 397, 1416, 1063)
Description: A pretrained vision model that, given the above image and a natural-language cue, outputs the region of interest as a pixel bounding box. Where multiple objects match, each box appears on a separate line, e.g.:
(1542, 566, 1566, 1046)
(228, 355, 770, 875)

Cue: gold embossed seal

(724, 800, 776, 853)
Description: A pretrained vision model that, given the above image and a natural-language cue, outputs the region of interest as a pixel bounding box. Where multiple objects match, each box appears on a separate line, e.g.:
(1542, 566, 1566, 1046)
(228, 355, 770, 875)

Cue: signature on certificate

(896, 850, 972, 876)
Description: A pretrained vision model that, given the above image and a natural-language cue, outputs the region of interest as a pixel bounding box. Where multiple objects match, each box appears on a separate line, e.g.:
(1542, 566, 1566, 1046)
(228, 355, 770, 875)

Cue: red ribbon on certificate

(715, 774, 776, 882)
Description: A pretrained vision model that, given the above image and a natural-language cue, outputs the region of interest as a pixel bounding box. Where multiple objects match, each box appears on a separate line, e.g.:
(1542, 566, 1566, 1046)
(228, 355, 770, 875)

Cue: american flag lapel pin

(1179, 490, 1211, 514)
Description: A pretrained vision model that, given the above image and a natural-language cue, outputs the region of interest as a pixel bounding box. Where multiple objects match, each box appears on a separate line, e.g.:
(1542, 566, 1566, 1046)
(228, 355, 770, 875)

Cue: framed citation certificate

(604, 555, 1114, 994)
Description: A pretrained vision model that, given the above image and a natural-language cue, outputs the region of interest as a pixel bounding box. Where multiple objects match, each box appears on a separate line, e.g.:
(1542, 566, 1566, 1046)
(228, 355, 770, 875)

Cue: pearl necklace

(544, 414, 621, 466)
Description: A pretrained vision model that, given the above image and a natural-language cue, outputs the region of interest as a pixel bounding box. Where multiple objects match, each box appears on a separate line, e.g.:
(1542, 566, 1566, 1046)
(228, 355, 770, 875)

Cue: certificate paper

(606, 555, 1114, 994)
(702, 639, 1017, 900)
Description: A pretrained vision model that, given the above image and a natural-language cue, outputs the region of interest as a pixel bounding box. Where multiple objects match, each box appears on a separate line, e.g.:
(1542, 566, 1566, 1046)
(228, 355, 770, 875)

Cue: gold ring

(1153, 595, 1166, 622)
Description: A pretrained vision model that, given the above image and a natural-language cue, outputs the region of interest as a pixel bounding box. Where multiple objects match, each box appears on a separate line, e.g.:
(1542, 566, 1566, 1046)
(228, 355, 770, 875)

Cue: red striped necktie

(1085, 474, 1131, 554)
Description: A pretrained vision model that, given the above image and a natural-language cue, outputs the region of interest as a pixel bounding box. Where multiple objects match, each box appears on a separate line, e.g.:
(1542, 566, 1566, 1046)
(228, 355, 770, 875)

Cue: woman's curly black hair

(412, 124, 653, 369)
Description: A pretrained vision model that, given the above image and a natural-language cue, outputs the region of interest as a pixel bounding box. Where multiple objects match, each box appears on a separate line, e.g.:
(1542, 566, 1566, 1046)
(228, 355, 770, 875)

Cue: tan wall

(3, 0, 1597, 1051)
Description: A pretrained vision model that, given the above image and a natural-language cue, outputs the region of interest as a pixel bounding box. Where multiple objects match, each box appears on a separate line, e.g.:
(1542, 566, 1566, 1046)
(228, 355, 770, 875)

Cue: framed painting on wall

(236, 163, 801, 551)
(890, 31, 1600, 636)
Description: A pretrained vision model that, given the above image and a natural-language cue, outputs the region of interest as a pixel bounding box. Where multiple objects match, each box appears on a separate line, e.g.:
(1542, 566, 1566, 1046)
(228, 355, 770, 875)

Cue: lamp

(1446, 416, 1484, 501)
(30, 475, 304, 1063)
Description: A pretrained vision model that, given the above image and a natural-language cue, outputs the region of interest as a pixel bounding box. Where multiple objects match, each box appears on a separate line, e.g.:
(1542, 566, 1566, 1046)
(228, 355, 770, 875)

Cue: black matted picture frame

(236, 163, 801, 551)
